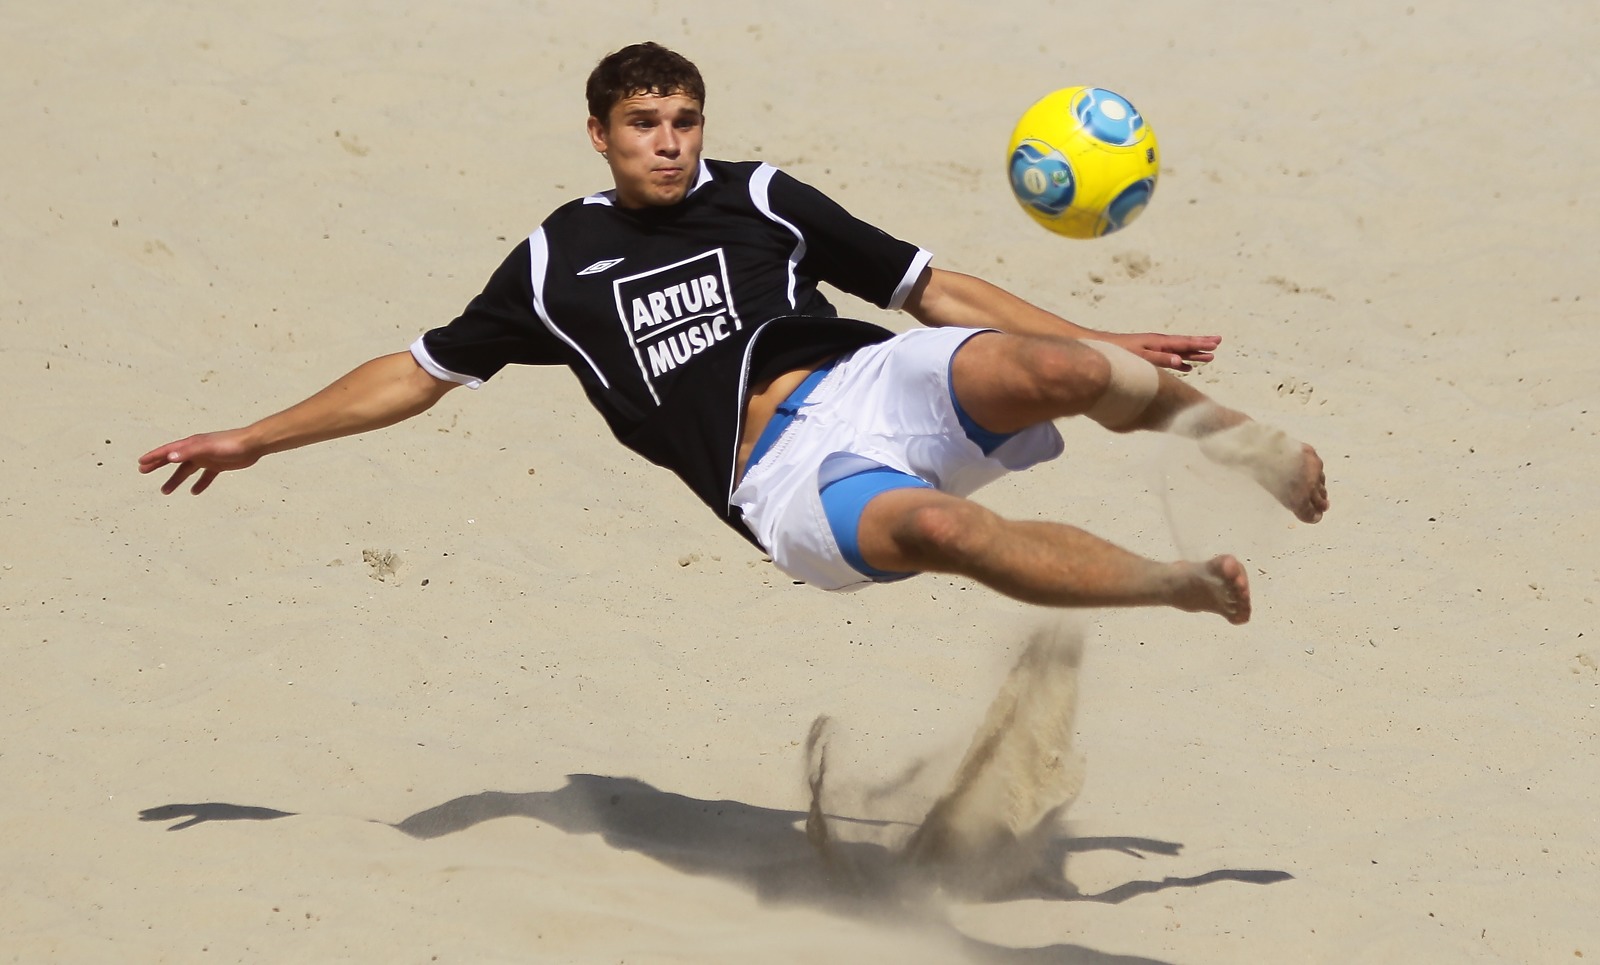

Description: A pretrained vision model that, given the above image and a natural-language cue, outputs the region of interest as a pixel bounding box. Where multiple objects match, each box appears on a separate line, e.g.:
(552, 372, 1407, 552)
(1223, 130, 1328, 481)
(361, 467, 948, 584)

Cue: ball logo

(1009, 140, 1076, 216)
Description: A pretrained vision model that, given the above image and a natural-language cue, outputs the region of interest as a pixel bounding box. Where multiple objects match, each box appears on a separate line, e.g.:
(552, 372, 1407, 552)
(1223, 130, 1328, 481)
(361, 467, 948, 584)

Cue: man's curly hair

(586, 42, 706, 124)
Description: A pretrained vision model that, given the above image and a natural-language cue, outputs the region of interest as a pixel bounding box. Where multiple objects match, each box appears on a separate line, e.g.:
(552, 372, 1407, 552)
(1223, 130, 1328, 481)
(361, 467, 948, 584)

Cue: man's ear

(586, 115, 609, 155)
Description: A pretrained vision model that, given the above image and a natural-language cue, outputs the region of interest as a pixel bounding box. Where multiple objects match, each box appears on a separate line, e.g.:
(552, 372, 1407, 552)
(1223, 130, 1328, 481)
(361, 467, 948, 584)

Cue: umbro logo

(577, 257, 625, 276)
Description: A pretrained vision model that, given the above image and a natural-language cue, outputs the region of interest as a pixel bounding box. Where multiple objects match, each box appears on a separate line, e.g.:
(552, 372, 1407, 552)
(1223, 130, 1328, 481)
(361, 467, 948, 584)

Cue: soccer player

(140, 42, 1328, 624)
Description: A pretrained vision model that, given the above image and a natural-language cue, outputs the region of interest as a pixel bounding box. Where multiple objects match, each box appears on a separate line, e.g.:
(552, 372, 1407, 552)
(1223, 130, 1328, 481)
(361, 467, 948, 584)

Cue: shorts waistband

(745, 359, 839, 474)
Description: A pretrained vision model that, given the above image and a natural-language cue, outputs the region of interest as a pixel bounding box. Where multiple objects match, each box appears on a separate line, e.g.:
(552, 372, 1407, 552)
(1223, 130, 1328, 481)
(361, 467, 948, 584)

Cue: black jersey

(412, 159, 932, 541)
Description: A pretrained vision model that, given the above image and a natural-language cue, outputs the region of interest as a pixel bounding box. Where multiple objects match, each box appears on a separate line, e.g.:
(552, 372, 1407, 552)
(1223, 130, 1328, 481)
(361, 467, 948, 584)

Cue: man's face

(587, 91, 705, 209)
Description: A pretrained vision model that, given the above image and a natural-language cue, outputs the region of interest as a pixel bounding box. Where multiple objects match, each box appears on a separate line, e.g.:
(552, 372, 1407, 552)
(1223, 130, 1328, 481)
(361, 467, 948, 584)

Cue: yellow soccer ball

(1007, 86, 1160, 239)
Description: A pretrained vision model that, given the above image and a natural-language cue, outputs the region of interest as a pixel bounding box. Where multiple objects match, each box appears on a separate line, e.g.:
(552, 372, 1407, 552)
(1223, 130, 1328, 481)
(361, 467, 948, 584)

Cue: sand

(4, 1, 1597, 961)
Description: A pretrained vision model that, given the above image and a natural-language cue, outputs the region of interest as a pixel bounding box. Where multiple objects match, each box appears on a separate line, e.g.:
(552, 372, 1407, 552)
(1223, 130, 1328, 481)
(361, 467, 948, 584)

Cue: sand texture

(4, 1, 1596, 961)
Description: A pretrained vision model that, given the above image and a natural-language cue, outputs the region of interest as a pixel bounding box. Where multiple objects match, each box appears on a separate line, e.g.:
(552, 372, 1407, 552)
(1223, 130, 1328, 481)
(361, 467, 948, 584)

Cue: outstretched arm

(899, 267, 1220, 371)
(138, 351, 456, 495)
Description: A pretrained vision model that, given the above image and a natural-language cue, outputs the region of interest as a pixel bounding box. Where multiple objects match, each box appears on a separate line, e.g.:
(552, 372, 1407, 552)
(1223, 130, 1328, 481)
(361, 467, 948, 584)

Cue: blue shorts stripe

(819, 466, 932, 582)
(743, 361, 838, 478)
(946, 352, 1017, 456)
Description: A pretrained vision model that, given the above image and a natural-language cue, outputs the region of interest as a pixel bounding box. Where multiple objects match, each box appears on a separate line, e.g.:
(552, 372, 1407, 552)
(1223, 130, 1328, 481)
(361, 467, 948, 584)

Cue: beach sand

(4, 1, 1596, 961)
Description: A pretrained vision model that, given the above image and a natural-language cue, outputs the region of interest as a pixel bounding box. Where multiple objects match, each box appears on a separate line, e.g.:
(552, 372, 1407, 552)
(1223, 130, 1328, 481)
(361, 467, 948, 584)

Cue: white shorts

(731, 326, 1064, 591)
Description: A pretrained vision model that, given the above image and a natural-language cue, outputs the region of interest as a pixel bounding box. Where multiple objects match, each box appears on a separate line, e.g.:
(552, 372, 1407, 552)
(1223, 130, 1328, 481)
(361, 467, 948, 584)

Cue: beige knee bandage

(1080, 340, 1160, 429)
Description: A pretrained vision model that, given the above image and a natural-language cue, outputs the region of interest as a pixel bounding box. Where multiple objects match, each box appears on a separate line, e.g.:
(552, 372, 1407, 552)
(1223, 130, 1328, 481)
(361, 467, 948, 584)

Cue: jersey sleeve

(409, 239, 567, 388)
(762, 167, 933, 311)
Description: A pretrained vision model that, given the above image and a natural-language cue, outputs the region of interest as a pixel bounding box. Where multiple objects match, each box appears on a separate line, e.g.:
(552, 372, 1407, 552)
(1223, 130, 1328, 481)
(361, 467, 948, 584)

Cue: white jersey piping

(529, 227, 611, 389)
(747, 163, 804, 311)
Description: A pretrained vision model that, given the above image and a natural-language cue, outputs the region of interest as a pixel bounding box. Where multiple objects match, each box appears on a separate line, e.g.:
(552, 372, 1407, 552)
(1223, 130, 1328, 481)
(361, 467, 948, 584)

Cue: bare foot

(1193, 420, 1330, 524)
(1170, 555, 1252, 624)
(1283, 443, 1330, 524)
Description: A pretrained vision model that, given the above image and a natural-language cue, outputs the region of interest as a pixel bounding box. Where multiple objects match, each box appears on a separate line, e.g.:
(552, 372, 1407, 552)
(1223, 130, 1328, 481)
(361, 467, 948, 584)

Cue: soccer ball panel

(1070, 88, 1147, 148)
(1102, 177, 1155, 235)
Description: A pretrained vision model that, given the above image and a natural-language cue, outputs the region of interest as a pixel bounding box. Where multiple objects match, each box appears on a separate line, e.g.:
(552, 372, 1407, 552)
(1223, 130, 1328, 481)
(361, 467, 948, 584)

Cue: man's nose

(657, 126, 680, 156)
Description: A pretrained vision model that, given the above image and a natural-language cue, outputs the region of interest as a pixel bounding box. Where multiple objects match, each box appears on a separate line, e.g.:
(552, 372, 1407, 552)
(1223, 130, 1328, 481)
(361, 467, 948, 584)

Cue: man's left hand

(1097, 332, 1221, 372)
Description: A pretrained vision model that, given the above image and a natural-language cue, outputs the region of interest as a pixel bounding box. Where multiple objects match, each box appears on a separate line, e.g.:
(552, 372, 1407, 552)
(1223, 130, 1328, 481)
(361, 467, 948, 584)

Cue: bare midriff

(734, 356, 838, 482)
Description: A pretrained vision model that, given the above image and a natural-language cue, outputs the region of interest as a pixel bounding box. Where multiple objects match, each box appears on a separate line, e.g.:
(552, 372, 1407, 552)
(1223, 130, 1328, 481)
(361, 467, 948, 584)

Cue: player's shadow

(143, 774, 1290, 964)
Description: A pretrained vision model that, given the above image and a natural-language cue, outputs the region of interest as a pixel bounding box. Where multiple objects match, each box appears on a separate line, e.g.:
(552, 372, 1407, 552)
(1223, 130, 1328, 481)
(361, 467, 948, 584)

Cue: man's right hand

(137, 352, 457, 497)
(138, 429, 261, 495)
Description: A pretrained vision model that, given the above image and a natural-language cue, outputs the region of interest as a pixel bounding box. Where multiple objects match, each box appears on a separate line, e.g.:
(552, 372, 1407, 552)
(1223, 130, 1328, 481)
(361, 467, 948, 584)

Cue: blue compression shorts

(747, 354, 1017, 582)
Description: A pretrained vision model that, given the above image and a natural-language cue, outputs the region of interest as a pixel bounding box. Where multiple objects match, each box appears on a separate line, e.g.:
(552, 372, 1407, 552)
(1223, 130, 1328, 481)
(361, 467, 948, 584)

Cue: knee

(1014, 339, 1111, 412)
(892, 499, 994, 565)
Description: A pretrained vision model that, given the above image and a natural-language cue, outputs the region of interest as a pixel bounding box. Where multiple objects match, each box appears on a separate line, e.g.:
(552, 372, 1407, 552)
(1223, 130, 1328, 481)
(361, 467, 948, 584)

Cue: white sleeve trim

(409, 336, 483, 389)
(888, 248, 934, 311)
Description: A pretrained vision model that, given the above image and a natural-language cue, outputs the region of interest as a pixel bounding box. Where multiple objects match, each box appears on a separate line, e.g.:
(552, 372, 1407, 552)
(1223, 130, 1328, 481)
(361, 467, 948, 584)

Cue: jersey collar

(584, 159, 714, 208)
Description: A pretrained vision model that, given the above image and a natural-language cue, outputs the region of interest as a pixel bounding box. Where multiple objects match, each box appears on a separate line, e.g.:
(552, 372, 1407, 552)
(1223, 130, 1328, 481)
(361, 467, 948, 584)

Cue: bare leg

(949, 332, 1329, 523)
(857, 488, 1252, 624)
